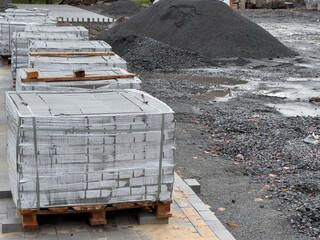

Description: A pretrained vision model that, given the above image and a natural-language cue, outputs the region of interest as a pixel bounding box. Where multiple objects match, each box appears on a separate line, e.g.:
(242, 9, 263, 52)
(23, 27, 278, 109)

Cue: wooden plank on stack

(29, 54, 127, 71)
(15, 68, 142, 91)
(11, 31, 88, 79)
(5, 90, 175, 209)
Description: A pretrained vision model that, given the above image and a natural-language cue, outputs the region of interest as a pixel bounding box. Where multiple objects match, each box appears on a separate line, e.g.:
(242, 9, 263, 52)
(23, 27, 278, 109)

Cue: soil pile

(101, 0, 145, 18)
(104, 34, 211, 71)
(100, 0, 295, 59)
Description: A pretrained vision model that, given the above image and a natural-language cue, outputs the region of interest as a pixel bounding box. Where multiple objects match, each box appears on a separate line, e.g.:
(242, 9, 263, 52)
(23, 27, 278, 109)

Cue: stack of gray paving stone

(5, 90, 175, 209)
(4, 8, 49, 15)
(24, 26, 89, 38)
(29, 40, 111, 53)
(0, 15, 57, 56)
(11, 31, 88, 79)
(29, 54, 127, 71)
(15, 68, 142, 91)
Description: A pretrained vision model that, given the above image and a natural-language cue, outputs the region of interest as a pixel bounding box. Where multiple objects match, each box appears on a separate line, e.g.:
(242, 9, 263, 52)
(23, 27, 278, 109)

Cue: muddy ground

(139, 10, 320, 240)
(83, 7, 320, 240)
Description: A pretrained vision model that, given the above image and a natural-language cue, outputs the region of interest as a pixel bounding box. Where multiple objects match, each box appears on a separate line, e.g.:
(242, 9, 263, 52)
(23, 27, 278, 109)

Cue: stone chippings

(200, 103, 320, 238)
(139, 73, 320, 238)
(101, 0, 146, 18)
(99, 0, 295, 60)
(102, 34, 211, 72)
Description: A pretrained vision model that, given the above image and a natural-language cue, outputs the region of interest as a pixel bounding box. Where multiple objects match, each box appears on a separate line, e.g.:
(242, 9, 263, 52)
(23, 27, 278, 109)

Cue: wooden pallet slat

(155, 201, 172, 219)
(19, 201, 172, 229)
(89, 211, 107, 226)
(21, 211, 38, 230)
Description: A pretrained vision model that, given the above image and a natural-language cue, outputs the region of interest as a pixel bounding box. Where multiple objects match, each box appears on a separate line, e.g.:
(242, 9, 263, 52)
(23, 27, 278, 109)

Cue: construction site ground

(137, 9, 319, 240)
(0, 64, 234, 239)
(108, 8, 319, 240)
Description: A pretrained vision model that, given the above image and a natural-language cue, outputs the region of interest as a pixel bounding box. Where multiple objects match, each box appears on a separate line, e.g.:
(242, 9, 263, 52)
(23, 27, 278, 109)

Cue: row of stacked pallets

(2, 7, 175, 229)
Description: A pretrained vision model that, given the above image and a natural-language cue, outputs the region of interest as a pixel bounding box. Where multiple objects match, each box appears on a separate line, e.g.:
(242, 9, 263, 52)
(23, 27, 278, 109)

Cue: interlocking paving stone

(104, 230, 124, 240)
(198, 211, 219, 221)
(89, 228, 105, 239)
(138, 212, 169, 225)
(120, 228, 140, 240)
(1, 218, 22, 233)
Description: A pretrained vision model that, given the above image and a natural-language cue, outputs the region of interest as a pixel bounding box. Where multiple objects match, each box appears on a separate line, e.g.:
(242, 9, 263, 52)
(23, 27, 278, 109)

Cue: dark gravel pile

(101, 0, 145, 18)
(101, 0, 295, 59)
(99, 34, 211, 71)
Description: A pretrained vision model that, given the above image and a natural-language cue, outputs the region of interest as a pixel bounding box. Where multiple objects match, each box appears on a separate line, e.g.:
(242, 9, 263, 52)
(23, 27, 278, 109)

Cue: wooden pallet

(20, 201, 172, 229)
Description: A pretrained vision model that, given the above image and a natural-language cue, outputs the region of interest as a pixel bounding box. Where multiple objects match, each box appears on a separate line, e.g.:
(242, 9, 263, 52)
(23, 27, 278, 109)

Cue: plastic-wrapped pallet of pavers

(29, 40, 112, 53)
(5, 90, 175, 210)
(0, 16, 57, 56)
(4, 8, 50, 15)
(11, 32, 87, 80)
(24, 26, 89, 39)
(15, 68, 142, 91)
(29, 54, 127, 70)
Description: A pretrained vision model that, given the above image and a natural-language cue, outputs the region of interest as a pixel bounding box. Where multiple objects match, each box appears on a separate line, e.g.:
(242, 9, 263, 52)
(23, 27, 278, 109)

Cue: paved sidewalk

(14, 4, 114, 22)
(0, 63, 235, 240)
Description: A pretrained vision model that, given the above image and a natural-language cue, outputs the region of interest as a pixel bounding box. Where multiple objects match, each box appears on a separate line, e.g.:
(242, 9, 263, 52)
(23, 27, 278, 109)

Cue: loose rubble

(101, 0, 145, 18)
(100, 0, 295, 59)
(99, 34, 211, 71)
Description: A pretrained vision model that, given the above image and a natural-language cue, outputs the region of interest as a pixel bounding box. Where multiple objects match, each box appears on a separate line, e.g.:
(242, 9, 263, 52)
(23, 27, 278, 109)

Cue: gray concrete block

(178, 186, 196, 195)
(191, 202, 210, 212)
(0, 205, 8, 214)
(174, 197, 192, 209)
(104, 230, 124, 240)
(206, 220, 228, 233)
(184, 179, 201, 194)
(138, 212, 169, 225)
(89, 228, 105, 239)
(0, 187, 12, 199)
(187, 194, 203, 204)
(7, 207, 19, 219)
(198, 211, 218, 221)
(1, 218, 22, 233)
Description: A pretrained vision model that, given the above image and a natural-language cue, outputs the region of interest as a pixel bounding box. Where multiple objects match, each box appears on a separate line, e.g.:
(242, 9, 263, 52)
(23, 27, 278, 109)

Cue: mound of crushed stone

(101, 0, 145, 18)
(105, 34, 211, 71)
(100, 0, 295, 59)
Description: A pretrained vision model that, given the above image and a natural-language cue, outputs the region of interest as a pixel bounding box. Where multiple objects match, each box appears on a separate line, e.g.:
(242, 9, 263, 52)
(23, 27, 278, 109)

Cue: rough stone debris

(102, 34, 211, 72)
(100, 0, 295, 60)
(101, 0, 146, 18)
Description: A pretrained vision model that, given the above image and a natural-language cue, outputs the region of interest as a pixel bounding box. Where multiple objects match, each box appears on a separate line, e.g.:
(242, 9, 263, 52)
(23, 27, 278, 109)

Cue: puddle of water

(190, 90, 229, 101)
(266, 102, 320, 117)
(146, 73, 247, 86)
(257, 81, 320, 100)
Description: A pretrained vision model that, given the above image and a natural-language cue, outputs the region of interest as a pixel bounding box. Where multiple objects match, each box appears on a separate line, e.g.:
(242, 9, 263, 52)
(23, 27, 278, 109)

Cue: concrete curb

(174, 173, 236, 240)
